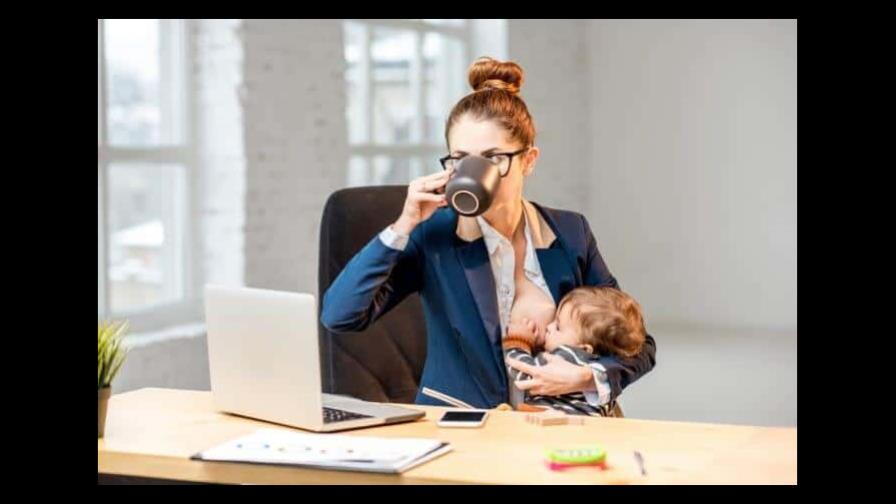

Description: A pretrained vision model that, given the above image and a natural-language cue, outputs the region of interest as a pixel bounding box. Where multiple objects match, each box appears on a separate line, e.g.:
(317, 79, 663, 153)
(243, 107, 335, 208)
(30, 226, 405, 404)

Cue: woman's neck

(483, 198, 524, 240)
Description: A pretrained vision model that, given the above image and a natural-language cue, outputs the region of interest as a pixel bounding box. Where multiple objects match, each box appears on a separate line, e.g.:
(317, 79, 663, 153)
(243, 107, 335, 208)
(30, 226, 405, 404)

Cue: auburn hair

(445, 56, 536, 148)
(557, 286, 647, 358)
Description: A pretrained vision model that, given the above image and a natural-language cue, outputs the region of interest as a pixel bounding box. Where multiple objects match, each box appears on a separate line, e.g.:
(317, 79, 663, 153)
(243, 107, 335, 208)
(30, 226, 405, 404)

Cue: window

(343, 19, 470, 186)
(98, 19, 197, 330)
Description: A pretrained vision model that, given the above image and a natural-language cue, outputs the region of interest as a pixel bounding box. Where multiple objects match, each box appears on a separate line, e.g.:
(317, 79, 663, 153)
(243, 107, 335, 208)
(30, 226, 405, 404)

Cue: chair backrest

(317, 185, 427, 403)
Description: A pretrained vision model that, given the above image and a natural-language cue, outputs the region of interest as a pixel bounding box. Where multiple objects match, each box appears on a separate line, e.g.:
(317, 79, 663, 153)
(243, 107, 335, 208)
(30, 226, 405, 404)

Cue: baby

(503, 286, 647, 416)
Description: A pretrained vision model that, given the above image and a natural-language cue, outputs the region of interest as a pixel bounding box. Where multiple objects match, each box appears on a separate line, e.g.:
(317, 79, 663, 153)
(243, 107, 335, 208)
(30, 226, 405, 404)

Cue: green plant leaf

(98, 319, 129, 388)
(108, 353, 126, 384)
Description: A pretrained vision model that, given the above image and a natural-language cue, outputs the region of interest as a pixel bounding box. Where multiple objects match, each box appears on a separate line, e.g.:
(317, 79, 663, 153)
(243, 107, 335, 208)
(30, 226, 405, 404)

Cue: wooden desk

(98, 388, 796, 484)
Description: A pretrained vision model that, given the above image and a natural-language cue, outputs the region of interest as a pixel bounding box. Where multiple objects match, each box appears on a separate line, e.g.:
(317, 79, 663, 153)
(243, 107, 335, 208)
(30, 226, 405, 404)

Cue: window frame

(344, 19, 472, 185)
(97, 19, 202, 332)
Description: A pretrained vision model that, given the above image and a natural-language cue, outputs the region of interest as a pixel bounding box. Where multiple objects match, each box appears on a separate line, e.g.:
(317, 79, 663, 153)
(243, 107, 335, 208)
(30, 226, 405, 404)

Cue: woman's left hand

(506, 353, 594, 396)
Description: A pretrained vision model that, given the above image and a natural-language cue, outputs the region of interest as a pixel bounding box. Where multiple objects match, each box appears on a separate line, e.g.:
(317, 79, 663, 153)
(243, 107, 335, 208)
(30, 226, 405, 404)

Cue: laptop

(204, 284, 425, 432)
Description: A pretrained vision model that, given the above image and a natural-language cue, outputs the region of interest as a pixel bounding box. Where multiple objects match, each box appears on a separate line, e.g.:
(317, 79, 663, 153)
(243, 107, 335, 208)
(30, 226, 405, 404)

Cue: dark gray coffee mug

(445, 155, 500, 217)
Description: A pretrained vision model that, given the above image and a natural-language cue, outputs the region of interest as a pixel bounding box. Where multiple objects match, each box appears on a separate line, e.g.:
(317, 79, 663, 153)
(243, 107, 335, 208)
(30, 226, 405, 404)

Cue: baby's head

(544, 286, 646, 358)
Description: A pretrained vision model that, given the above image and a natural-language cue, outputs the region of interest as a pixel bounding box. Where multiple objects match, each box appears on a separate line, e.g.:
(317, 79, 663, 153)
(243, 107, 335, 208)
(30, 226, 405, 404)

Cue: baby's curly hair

(557, 286, 647, 358)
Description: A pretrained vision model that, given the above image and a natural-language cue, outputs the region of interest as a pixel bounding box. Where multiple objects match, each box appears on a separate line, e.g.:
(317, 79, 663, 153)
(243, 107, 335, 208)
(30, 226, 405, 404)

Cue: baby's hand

(503, 318, 538, 352)
(506, 317, 538, 343)
(534, 325, 546, 349)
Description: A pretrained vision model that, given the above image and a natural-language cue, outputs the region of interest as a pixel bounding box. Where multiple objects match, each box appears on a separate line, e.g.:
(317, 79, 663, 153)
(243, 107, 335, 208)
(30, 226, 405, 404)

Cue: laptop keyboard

(323, 406, 373, 424)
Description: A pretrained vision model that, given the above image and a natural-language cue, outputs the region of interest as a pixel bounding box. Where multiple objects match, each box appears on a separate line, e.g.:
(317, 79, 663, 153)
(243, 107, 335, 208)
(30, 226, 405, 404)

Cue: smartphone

(437, 410, 489, 428)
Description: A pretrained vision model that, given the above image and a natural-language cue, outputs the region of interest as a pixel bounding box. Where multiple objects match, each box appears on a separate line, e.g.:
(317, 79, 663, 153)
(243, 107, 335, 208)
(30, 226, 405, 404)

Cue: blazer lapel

(455, 239, 501, 344)
(528, 201, 581, 300)
(453, 232, 508, 403)
(536, 247, 576, 303)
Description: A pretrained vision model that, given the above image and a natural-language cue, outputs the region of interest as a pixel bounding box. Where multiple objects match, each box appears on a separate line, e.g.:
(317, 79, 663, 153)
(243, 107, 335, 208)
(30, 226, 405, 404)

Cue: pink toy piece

(545, 460, 608, 471)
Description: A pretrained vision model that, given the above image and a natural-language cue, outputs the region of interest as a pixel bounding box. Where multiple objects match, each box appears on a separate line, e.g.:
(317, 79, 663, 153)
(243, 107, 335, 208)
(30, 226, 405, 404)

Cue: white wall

(504, 19, 797, 426)
(195, 19, 349, 295)
(115, 325, 210, 393)
(585, 19, 797, 331)
(239, 20, 347, 293)
(508, 19, 592, 210)
(471, 19, 508, 61)
(195, 19, 246, 288)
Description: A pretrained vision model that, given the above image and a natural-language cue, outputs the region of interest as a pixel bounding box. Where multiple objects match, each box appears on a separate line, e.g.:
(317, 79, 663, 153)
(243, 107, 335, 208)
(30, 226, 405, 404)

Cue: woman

(321, 57, 656, 410)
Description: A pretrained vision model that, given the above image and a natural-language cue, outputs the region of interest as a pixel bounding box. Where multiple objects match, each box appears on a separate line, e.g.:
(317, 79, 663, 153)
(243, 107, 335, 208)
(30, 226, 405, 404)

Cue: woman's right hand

(391, 168, 454, 236)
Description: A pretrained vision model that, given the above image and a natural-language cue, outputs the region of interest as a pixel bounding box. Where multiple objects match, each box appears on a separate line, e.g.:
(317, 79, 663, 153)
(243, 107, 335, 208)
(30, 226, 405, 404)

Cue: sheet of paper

(195, 428, 450, 473)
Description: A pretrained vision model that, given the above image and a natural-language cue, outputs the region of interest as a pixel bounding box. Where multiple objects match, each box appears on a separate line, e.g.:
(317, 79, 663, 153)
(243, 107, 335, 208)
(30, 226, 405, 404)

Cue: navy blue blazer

(320, 201, 657, 409)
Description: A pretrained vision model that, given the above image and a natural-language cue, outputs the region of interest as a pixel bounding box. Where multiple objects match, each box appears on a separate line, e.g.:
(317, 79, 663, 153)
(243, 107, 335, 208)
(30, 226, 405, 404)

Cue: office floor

(620, 326, 797, 427)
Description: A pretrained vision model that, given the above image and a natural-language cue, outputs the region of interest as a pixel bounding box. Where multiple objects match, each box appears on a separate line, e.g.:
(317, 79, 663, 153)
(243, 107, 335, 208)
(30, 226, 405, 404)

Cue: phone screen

(440, 411, 487, 422)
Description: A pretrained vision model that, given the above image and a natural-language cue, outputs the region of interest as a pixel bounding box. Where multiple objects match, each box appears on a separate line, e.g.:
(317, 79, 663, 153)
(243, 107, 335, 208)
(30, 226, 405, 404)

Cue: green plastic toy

(545, 446, 607, 470)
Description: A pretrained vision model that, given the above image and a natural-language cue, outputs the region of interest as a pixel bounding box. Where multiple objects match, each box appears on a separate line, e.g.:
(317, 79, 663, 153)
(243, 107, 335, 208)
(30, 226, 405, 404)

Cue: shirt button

(501, 285, 510, 295)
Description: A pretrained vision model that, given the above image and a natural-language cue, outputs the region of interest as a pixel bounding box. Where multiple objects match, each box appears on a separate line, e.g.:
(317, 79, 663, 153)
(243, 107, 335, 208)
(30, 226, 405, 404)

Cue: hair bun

(468, 56, 524, 95)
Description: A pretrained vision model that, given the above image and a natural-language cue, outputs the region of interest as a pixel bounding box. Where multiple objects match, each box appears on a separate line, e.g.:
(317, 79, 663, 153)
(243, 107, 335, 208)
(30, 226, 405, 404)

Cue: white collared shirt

(379, 216, 613, 407)
(474, 211, 553, 338)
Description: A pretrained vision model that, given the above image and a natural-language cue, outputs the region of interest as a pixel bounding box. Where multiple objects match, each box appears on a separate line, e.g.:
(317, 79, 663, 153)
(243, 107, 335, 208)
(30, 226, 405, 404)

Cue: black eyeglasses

(439, 147, 530, 177)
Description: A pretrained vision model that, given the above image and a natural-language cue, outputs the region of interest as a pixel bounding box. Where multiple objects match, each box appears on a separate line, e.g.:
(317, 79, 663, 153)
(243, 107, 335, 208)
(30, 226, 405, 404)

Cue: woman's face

(446, 115, 540, 215)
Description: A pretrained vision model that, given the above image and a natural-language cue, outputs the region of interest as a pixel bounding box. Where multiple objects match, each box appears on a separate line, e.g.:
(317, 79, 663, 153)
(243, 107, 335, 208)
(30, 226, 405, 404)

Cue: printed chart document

(192, 428, 452, 474)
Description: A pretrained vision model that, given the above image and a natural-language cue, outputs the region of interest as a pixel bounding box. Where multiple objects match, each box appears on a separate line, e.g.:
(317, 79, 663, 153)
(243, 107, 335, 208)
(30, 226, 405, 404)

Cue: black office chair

(317, 185, 427, 404)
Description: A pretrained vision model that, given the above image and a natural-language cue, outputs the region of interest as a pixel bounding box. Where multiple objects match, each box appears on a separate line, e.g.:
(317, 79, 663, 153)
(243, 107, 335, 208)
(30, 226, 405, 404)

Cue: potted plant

(98, 320, 129, 437)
